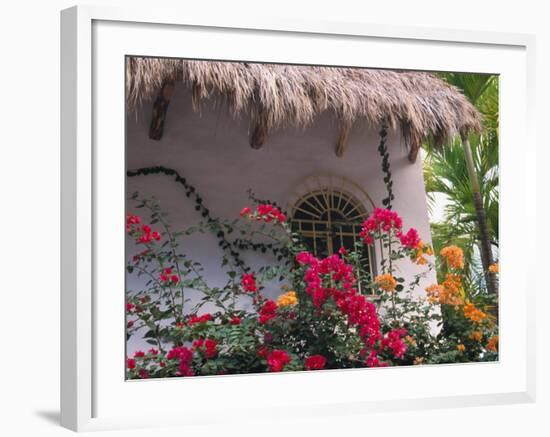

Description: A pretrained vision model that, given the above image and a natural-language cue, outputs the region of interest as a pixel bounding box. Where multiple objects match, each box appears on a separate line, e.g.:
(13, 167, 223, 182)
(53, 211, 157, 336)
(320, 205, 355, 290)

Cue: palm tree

(424, 73, 499, 295)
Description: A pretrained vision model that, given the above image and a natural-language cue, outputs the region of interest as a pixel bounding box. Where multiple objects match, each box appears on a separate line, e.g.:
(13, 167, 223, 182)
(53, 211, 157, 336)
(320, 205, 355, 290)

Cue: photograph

(124, 57, 499, 379)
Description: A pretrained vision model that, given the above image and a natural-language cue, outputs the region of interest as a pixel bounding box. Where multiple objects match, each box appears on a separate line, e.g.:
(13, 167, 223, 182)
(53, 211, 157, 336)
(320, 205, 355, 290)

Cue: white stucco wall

(126, 87, 437, 352)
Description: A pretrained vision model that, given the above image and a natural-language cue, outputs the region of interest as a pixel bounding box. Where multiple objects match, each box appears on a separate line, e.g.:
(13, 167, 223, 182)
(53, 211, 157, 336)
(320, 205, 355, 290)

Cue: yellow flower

(374, 273, 398, 292)
(457, 344, 466, 352)
(463, 302, 487, 323)
(440, 246, 464, 270)
(469, 331, 483, 342)
(488, 263, 499, 274)
(277, 291, 298, 307)
(486, 336, 499, 352)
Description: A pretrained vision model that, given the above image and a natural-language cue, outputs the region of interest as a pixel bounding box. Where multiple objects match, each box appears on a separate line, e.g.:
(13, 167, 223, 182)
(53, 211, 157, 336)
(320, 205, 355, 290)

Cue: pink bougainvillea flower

(397, 228, 421, 249)
(365, 350, 388, 368)
(379, 328, 408, 359)
(240, 204, 286, 224)
(359, 208, 403, 244)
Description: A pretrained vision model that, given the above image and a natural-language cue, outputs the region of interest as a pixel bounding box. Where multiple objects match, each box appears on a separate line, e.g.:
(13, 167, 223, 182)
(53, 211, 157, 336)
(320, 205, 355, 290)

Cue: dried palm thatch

(126, 57, 482, 162)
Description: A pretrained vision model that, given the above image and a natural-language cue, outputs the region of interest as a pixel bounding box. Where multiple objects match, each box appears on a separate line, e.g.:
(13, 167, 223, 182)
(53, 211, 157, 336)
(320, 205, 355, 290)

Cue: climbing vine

(377, 125, 394, 209)
(126, 166, 290, 272)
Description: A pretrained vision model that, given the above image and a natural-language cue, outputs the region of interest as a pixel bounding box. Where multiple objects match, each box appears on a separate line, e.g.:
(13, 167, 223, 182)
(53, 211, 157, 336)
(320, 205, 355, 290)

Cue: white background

(0, 0, 546, 436)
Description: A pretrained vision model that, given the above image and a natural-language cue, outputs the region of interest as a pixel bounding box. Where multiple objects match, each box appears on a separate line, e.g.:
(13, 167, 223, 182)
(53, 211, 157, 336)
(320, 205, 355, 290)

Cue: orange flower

(488, 263, 499, 274)
(276, 291, 298, 307)
(413, 357, 424, 365)
(404, 335, 417, 347)
(425, 284, 444, 304)
(440, 246, 464, 270)
(413, 241, 433, 265)
(425, 275, 464, 307)
(486, 336, 499, 352)
(456, 344, 466, 352)
(375, 273, 397, 292)
(469, 331, 483, 342)
(464, 303, 487, 323)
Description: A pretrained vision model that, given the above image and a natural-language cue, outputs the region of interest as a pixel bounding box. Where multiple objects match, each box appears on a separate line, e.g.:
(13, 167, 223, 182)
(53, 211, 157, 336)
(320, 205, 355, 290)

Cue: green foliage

(423, 73, 499, 290)
(126, 195, 498, 380)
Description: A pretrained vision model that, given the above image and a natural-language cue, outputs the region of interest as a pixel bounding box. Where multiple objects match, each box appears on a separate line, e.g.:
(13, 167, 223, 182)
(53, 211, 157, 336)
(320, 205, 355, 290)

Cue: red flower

(240, 204, 286, 224)
(127, 358, 136, 370)
(229, 316, 241, 325)
(379, 328, 408, 359)
(240, 207, 252, 217)
(188, 313, 213, 325)
(126, 215, 141, 231)
(204, 339, 217, 359)
(305, 355, 327, 371)
(241, 273, 258, 293)
(170, 275, 179, 284)
(178, 361, 194, 376)
(138, 233, 153, 244)
(148, 348, 159, 356)
(359, 208, 403, 244)
(167, 346, 193, 362)
(133, 350, 145, 358)
(127, 320, 134, 329)
(365, 350, 389, 368)
(258, 300, 278, 324)
(267, 350, 291, 372)
(163, 268, 172, 275)
(134, 223, 161, 244)
(138, 368, 149, 379)
(257, 346, 269, 358)
(126, 302, 135, 312)
(296, 251, 317, 266)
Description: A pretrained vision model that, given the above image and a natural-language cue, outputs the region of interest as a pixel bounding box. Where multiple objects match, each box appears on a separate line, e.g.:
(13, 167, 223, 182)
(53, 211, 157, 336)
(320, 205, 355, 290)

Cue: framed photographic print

(61, 5, 536, 432)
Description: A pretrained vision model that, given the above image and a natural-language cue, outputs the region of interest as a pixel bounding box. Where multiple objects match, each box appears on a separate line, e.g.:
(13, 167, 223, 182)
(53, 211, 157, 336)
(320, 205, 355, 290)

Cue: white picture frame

(61, 5, 536, 432)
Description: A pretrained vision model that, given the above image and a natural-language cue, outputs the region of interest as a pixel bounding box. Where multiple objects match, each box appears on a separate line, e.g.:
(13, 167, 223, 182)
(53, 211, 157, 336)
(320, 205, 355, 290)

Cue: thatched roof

(126, 57, 482, 161)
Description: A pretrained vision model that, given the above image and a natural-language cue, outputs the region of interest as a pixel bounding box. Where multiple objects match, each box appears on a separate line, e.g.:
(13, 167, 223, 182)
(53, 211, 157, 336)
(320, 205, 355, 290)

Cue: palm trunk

(461, 134, 498, 295)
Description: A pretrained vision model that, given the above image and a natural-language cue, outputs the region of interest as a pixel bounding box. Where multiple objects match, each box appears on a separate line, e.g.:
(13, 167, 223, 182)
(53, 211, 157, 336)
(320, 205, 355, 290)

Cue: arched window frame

(288, 175, 378, 288)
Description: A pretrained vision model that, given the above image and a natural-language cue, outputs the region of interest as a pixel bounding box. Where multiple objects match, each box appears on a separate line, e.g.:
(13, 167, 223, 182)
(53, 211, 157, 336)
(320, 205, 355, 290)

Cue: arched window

(290, 186, 376, 281)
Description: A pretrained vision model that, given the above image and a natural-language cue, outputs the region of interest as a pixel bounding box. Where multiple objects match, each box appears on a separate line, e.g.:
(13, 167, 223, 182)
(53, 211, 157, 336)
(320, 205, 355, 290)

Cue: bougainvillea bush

(125, 194, 499, 379)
